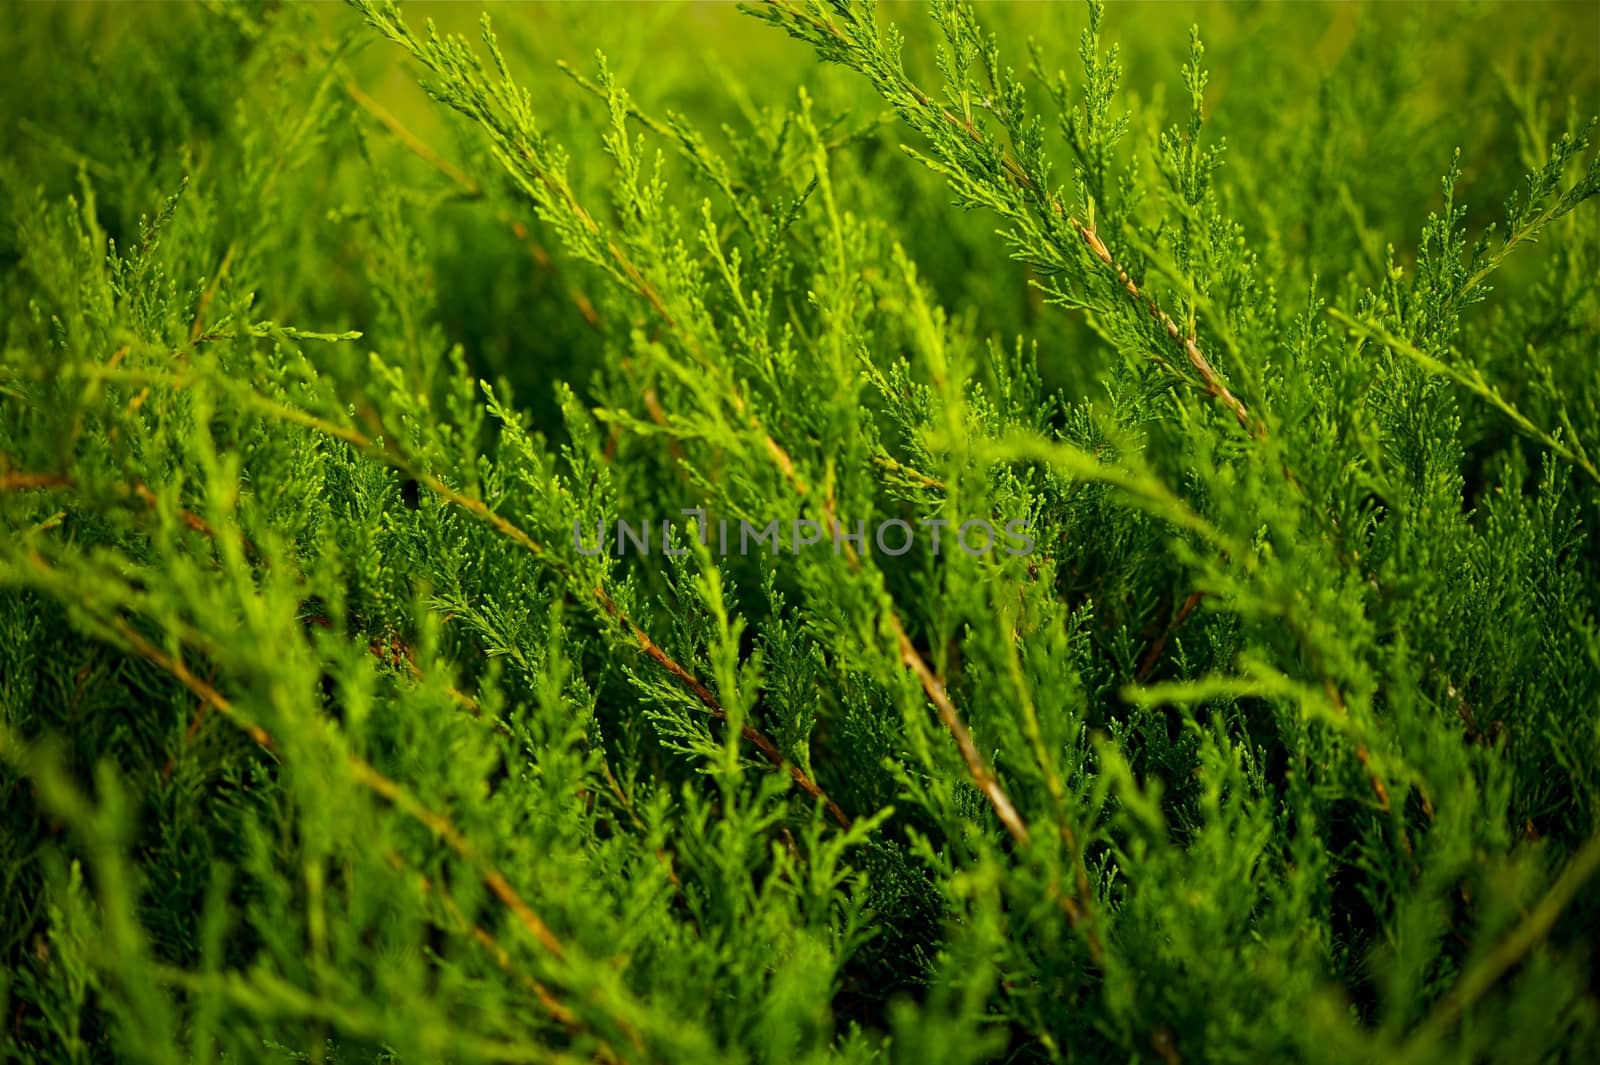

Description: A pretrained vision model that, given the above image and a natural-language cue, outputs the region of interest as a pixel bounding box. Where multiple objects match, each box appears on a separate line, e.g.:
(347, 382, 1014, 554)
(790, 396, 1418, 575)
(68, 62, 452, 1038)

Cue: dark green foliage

(2, 1, 1599, 1062)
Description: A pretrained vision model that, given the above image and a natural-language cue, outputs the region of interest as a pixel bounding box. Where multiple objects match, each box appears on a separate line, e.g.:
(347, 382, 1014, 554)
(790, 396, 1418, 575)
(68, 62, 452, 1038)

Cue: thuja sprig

(754, 0, 1261, 436)
(69, 356, 853, 828)
(1331, 124, 1600, 482)
(1330, 309, 1599, 485)
(349, 1, 1043, 852)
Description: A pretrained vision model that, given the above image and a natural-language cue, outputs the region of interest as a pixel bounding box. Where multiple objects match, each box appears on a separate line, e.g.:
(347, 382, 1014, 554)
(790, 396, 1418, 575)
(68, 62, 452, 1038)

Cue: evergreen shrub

(2, 1, 1599, 1061)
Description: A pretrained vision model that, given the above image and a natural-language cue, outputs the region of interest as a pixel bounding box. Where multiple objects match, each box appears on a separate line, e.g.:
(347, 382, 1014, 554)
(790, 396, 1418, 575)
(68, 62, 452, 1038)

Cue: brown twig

(385, 850, 586, 1032)
(344, 405, 852, 830)
(810, 482, 1029, 848)
(0, 460, 260, 562)
(132, 482, 216, 540)
(0, 470, 73, 491)
(99, 607, 595, 1018)
(342, 74, 612, 339)
(159, 665, 221, 785)
(50, 372, 846, 835)
(641, 388, 689, 467)
(593, 585, 852, 830)
(1136, 590, 1205, 681)
(494, 131, 808, 494)
(110, 618, 275, 751)
(1069, 220, 1257, 435)
(189, 243, 237, 344)
(508, 221, 603, 331)
(891, 615, 1031, 846)
(1398, 829, 1600, 1062)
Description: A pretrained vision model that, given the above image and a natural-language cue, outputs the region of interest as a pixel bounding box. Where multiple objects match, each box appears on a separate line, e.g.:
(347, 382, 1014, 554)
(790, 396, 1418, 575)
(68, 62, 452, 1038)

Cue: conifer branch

(342, 77, 483, 198)
(10, 556, 642, 1046)
(349, 412, 850, 828)
(1400, 829, 1600, 1061)
(890, 615, 1031, 847)
(111, 607, 564, 966)
(812, 480, 1049, 890)
(100, 363, 848, 828)
(757, 0, 1261, 434)
(1330, 309, 1600, 485)
(1069, 218, 1257, 434)
(385, 850, 586, 1034)
(18, 358, 853, 845)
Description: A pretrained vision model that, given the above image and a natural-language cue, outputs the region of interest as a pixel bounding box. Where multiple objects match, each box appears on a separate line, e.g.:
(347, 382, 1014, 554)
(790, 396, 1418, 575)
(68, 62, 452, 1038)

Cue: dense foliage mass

(3, 1, 1599, 1061)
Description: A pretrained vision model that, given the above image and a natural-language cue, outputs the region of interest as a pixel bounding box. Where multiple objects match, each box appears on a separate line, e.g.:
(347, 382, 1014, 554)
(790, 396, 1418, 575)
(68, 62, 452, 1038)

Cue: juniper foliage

(2, 1, 1599, 1062)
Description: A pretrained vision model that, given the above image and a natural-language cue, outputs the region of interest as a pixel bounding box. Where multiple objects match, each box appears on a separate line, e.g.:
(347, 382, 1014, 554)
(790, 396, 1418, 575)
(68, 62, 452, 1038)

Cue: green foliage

(3, 1, 1599, 1062)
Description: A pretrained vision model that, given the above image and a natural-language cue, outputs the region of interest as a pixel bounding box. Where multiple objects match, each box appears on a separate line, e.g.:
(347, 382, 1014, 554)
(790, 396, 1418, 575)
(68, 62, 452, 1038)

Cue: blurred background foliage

(8, 0, 1594, 422)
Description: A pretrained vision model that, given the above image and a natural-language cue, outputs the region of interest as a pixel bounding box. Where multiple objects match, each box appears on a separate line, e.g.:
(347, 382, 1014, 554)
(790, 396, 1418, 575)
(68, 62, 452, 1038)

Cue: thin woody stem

(384, 850, 587, 1033)
(816, 477, 1111, 958)
(106, 613, 645, 1054)
(348, 24, 847, 815)
(103, 616, 565, 963)
(1399, 829, 1600, 1062)
(342, 77, 483, 198)
(1069, 218, 1257, 434)
(813, 485, 1031, 849)
(890, 614, 1031, 846)
(357, 417, 853, 829)
(592, 583, 851, 829)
